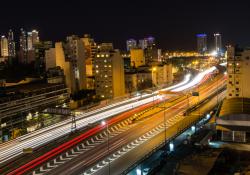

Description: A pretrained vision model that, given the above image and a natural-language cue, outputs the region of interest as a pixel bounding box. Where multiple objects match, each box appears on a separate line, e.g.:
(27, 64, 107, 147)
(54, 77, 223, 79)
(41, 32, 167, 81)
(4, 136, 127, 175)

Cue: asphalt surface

(43, 76, 226, 175)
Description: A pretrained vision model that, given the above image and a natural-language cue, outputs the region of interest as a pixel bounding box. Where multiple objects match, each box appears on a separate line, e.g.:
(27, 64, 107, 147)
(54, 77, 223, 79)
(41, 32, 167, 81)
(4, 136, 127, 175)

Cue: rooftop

(0, 82, 67, 104)
(217, 98, 250, 131)
(219, 98, 250, 120)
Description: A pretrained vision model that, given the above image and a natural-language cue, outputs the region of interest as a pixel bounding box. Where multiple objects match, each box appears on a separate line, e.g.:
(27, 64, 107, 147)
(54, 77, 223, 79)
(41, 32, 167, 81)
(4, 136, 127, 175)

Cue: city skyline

(1, 1, 250, 50)
(1, 1, 250, 174)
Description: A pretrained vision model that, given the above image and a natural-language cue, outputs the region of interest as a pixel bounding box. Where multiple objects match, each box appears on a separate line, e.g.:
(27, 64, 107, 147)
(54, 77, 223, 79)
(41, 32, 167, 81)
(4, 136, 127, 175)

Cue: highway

(26, 72, 226, 175)
(4, 65, 225, 175)
(0, 74, 192, 165)
(94, 90, 226, 175)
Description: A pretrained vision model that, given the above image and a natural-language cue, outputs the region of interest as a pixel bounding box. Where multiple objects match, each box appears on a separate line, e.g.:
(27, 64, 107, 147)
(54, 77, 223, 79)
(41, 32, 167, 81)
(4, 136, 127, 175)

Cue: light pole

(101, 121, 110, 175)
(152, 67, 157, 106)
(164, 97, 167, 149)
(186, 93, 190, 113)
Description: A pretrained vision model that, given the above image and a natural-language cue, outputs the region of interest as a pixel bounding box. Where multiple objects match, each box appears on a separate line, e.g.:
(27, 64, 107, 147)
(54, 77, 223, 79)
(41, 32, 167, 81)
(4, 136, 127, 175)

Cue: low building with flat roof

(216, 98, 250, 142)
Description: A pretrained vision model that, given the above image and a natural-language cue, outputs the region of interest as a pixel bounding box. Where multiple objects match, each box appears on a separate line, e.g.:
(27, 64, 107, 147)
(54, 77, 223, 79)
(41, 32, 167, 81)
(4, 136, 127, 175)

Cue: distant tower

(27, 30, 39, 50)
(31, 30, 39, 44)
(196, 34, 207, 55)
(27, 32, 33, 50)
(19, 28, 27, 63)
(19, 28, 27, 52)
(126, 39, 137, 51)
(1, 35, 9, 57)
(8, 29, 16, 58)
(214, 33, 222, 53)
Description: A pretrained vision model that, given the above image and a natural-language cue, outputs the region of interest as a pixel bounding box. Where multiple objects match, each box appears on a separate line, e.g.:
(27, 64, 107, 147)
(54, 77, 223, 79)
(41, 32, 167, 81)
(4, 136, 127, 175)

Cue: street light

(101, 121, 110, 175)
(163, 97, 167, 150)
(152, 67, 157, 105)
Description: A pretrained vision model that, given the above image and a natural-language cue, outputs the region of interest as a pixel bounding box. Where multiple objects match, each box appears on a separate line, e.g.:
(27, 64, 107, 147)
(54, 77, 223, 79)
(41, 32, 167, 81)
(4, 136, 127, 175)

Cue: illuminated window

(97, 54, 100, 58)
(104, 75, 108, 78)
(105, 85, 108, 88)
(104, 59, 107, 63)
(106, 54, 109, 57)
(96, 70, 99, 73)
(96, 65, 99, 68)
(104, 65, 107, 68)
(108, 65, 112, 68)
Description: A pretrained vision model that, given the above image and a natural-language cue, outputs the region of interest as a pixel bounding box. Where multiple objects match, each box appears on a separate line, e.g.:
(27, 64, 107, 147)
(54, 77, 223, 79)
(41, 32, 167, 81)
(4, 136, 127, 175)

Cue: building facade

(130, 48, 145, 67)
(227, 46, 250, 98)
(94, 43, 125, 99)
(81, 34, 97, 89)
(46, 35, 87, 94)
(216, 46, 250, 143)
(125, 69, 152, 93)
(152, 64, 173, 87)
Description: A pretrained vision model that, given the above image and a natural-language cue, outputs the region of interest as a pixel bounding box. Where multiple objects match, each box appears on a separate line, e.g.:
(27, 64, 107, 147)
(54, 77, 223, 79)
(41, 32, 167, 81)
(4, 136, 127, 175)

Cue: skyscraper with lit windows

(93, 43, 125, 99)
(1, 35, 9, 57)
(19, 28, 27, 63)
(27, 30, 39, 50)
(214, 33, 222, 54)
(126, 39, 137, 51)
(8, 29, 16, 58)
(197, 34, 207, 55)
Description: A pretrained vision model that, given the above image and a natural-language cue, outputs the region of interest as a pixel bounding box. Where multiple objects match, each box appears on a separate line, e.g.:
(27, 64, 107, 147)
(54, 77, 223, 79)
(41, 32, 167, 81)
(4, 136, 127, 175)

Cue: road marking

(39, 166, 50, 172)
(32, 171, 43, 175)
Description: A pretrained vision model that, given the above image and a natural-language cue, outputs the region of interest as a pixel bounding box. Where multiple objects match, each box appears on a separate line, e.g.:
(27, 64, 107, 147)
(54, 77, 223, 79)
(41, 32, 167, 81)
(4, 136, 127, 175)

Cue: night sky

(2, 0, 250, 51)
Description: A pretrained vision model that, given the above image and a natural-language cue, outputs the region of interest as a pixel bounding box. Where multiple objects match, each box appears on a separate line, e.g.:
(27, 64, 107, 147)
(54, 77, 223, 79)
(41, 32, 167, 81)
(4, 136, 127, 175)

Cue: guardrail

(121, 87, 226, 175)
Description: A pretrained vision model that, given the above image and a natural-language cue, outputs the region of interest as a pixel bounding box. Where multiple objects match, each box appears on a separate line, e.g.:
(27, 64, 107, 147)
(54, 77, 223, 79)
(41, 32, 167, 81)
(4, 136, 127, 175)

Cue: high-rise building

(214, 33, 222, 53)
(8, 29, 16, 58)
(19, 28, 27, 52)
(45, 48, 56, 70)
(94, 43, 125, 99)
(197, 34, 207, 55)
(138, 37, 155, 50)
(216, 45, 250, 143)
(27, 32, 33, 51)
(19, 28, 27, 63)
(146, 36, 155, 47)
(33, 41, 53, 73)
(1, 36, 9, 57)
(138, 39, 147, 50)
(81, 34, 97, 89)
(46, 35, 87, 94)
(27, 30, 39, 50)
(126, 39, 137, 51)
(32, 30, 39, 45)
(226, 46, 250, 99)
(144, 37, 158, 65)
